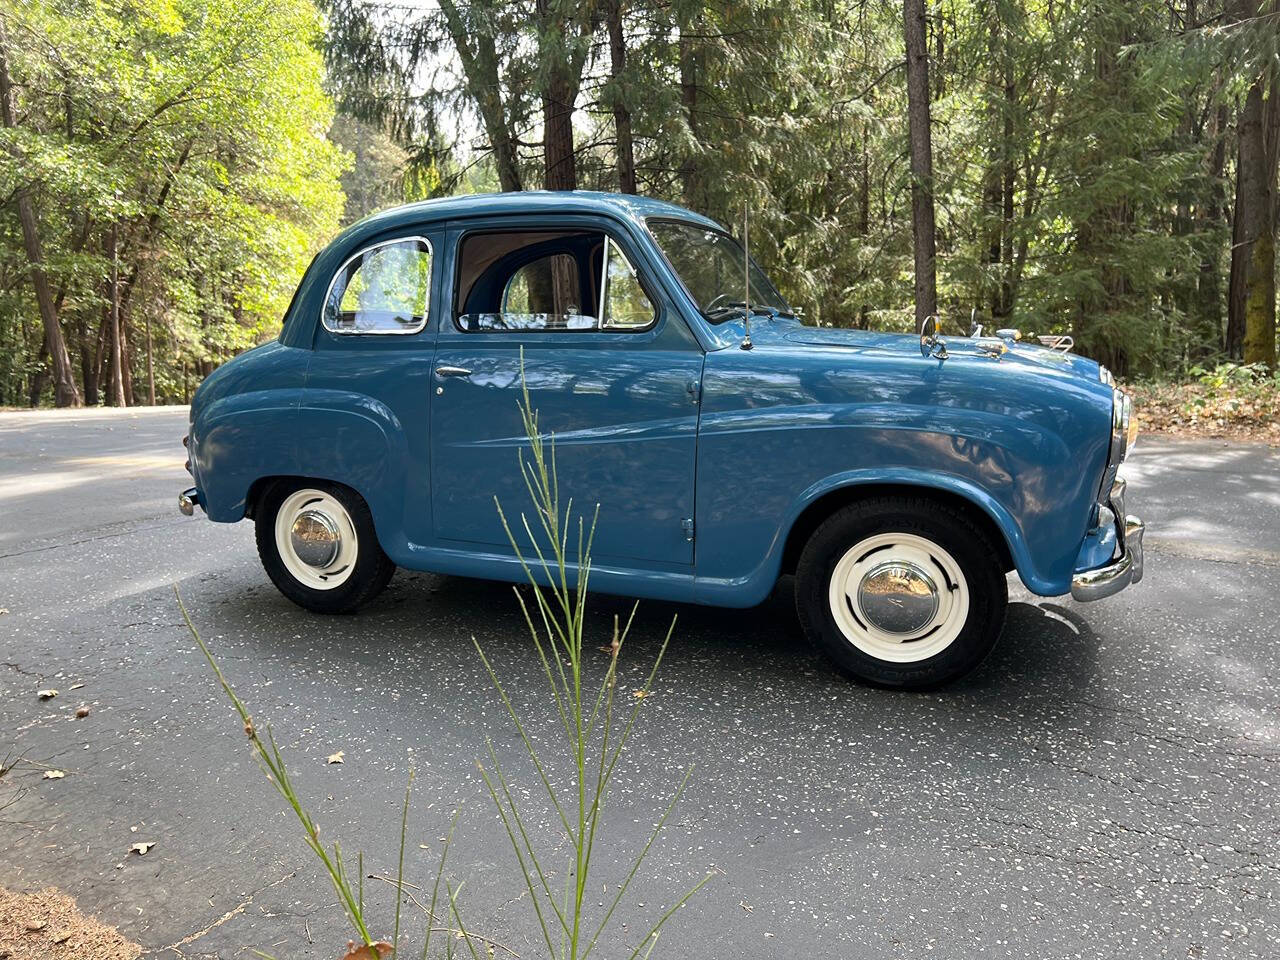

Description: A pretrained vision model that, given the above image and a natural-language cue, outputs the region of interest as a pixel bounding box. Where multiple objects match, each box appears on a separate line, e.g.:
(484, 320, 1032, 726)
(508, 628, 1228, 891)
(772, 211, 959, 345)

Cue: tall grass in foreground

(475, 361, 713, 960)
(179, 359, 709, 958)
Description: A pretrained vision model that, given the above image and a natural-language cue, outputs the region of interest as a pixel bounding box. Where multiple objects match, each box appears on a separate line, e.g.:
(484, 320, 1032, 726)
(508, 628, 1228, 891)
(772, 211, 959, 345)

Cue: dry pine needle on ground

(0, 886, 141, 960)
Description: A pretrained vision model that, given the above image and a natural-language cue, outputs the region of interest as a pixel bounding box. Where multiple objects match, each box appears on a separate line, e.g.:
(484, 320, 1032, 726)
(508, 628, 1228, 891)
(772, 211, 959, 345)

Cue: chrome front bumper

(1071, 478, 1145, 602)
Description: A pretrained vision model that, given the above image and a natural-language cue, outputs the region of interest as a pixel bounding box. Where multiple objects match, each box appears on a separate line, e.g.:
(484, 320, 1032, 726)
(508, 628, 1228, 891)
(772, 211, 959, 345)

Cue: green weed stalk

(475, 350, 712, 960)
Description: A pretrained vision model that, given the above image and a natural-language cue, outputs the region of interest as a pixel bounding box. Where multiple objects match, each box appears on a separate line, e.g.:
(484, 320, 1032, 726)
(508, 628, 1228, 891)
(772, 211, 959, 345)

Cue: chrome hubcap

(856, 560, 940, 635)
(290, 510, 341, 568)
(274, 489, 359, 591)
(827, 532, 970, 663)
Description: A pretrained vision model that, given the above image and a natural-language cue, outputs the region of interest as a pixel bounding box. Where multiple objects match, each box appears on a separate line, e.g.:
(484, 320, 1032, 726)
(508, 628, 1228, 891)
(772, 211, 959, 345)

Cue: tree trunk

(679, 29, 703, 211)
(120, 310, 134, 403)
(146, 312, 155, 405)
(106, 222, 126, 406)
(541, 69, 577, 190)
(903, 0, 938, 327)
(79, 317, 98, 406)
(536, 0, 580, 192)
(0, 25, 81, 407)
(28, 340, 48, 407)
(999, 59, 1016, 317)
(607, 0, 636, 194)
(1228, 45, 1279, 366)
(1195, 101, 1229, 356)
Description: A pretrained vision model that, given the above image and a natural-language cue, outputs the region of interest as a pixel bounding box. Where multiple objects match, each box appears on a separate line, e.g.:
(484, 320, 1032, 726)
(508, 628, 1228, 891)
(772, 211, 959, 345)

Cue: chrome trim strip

(321, 235, 433, 336)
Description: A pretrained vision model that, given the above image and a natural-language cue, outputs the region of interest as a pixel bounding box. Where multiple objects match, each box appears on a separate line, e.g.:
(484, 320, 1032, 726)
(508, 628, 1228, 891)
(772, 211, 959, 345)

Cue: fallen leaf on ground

(43, 770, 65, 780)
(128, 842, 154, 856)
(37, 689, 58, 700)
(341, 940, 393, 960)
(632, 690, 651, 700)
(326, 751, 345, 765)
(75, 706, 90, 718)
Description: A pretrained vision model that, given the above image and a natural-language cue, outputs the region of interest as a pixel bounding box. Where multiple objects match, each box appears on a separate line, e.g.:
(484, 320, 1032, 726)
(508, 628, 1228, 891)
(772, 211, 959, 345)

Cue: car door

(300, 228, 443, 550)
(429, 215, 704, 568)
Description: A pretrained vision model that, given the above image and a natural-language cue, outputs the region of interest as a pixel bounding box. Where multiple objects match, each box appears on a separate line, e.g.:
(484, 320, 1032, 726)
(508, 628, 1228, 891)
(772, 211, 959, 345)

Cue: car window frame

(597, 235, 658, 331)
(452, 224, 660, 335)
(321, 235, 434, 336)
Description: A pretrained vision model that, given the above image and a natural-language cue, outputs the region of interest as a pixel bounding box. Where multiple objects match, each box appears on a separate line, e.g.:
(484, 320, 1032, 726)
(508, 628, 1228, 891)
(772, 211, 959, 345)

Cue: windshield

(648, 219, 790, 320)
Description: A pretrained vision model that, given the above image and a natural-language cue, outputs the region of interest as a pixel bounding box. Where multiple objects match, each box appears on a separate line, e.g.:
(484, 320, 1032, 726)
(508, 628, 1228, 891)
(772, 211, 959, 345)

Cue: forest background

(1, 0, 1277, 422)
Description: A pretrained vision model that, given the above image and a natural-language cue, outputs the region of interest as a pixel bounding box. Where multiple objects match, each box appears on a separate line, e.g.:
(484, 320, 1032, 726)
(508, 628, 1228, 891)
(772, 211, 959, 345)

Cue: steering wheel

(704, 292, 736, 312)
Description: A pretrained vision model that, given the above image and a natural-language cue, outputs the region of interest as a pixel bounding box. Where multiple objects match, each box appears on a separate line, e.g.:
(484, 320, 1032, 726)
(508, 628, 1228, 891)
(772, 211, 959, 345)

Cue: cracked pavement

(0, 407, 1277, 959)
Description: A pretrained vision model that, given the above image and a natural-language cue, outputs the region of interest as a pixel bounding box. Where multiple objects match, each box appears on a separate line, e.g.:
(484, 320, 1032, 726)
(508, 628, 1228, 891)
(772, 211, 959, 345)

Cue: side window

(497, 254, 594, 330)
(324, 237, 431, 334)
(600, 239, 656, 329)
(455, 229, 656, 333)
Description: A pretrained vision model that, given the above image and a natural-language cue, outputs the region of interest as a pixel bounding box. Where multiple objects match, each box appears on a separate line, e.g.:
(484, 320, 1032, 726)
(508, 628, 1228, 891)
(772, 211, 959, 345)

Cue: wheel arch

(779, 480, 1017, 578)
(245, 475, 375, 523)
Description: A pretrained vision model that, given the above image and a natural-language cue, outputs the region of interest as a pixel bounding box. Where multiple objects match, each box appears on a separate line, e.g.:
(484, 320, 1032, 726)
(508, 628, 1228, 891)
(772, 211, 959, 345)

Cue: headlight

(1100, 388, 1132, 498)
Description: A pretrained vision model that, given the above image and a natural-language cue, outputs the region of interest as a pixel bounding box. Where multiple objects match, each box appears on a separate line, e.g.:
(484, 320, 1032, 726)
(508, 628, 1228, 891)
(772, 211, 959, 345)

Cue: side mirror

(919, 315, 948, 359)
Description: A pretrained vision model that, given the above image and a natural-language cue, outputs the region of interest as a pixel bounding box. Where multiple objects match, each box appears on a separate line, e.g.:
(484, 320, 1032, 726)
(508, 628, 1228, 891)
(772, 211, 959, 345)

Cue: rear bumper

(1071, 477, 1144, 601)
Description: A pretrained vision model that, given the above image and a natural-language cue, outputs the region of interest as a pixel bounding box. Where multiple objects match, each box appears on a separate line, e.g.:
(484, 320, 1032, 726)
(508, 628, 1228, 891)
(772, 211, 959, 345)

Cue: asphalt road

(1, 407, 1278, 960)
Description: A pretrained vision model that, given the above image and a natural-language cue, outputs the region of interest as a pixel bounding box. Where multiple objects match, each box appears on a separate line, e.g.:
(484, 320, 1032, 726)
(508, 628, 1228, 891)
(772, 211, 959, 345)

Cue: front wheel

(795, 497, 1008, 689)
(255, 481, 395, 613)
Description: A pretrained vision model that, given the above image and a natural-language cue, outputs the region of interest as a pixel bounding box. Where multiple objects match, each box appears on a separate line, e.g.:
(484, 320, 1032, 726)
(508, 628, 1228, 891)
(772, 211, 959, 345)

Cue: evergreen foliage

(2, 0, 1278, 405)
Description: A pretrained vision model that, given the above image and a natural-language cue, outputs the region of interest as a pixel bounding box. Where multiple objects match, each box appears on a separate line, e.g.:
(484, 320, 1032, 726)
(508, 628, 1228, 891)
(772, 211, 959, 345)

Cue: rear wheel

(795, 497, 1007, 688)
(255, 481, 395, 613)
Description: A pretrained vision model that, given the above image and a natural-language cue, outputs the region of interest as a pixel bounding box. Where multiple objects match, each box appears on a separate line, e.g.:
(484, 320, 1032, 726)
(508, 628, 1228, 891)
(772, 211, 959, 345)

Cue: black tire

(794, 496, 1008, 689)
(254, 480, 395, 614)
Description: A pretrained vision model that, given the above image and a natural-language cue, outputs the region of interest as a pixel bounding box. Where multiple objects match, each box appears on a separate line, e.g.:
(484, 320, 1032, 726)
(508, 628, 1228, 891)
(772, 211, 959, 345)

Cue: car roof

(346, 190, 725, 237)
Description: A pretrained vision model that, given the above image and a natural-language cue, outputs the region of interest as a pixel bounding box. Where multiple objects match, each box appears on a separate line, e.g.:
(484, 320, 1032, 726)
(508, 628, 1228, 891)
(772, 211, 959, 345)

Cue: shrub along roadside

(1125, 362, 1280, 443)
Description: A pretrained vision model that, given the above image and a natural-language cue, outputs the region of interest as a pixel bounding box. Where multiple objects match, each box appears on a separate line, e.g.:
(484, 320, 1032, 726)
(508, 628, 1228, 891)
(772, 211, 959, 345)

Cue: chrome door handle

(435, 365, 472, 379)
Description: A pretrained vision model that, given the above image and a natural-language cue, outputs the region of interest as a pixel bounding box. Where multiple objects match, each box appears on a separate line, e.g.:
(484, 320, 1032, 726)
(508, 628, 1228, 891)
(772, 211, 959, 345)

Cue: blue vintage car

(180, 191, 1143, 687)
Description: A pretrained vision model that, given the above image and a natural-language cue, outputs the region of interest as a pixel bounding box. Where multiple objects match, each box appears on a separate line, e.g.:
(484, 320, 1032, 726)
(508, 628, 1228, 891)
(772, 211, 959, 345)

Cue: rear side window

(323, 237, 432, 334)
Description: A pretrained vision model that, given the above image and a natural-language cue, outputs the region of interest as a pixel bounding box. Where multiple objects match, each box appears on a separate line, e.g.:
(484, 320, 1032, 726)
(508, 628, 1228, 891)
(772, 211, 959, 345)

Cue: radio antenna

(741, 204, 753, 350)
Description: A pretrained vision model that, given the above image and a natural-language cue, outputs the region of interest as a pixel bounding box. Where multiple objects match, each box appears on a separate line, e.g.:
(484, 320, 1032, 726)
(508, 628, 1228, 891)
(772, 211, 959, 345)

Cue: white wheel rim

(274, 489, 359, 591)
(827, 532, 969, 663)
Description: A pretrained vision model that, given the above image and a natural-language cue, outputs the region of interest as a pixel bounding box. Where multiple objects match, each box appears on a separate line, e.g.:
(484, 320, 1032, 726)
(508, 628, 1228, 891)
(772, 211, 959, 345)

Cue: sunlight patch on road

(62, 454, 184, 471)
(0, 455, 184, 502)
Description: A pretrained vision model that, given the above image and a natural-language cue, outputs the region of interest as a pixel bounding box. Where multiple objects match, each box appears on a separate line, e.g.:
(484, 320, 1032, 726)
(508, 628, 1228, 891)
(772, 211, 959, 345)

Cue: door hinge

(686, 378, 701, 402)
(680, 518, 695, 541)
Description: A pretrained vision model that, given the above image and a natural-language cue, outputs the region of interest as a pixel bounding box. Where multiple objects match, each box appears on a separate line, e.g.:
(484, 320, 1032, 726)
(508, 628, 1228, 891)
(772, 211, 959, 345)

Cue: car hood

(770, 322, 1106, 383)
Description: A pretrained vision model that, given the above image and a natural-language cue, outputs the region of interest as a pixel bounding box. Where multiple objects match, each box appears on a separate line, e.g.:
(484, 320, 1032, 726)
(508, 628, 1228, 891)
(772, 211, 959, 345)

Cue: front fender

(692, 345, 1113, 606)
